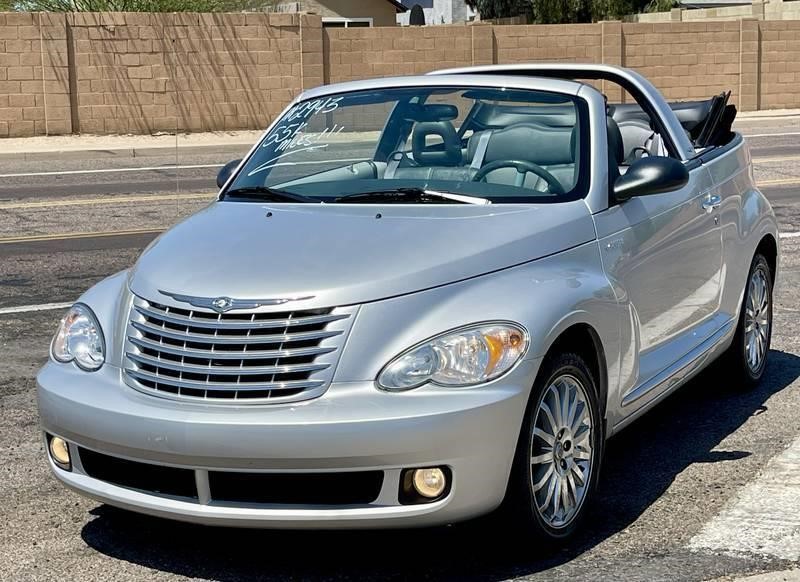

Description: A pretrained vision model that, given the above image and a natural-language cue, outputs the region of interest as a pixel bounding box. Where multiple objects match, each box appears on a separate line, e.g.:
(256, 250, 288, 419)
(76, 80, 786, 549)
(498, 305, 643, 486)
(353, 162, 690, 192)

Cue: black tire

(502, 352, 604, 542)
(723, 253, 773, 389)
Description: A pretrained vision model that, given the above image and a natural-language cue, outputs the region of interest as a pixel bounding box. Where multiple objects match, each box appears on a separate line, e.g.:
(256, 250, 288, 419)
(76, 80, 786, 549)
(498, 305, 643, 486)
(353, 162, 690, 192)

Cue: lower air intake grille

(79, 447, 197, 499)
(77, 448, 384, 506)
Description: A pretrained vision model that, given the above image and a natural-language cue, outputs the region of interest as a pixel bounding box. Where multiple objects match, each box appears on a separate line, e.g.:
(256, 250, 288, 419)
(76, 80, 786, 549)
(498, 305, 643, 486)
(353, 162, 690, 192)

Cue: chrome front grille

(123, 295, 355, 404)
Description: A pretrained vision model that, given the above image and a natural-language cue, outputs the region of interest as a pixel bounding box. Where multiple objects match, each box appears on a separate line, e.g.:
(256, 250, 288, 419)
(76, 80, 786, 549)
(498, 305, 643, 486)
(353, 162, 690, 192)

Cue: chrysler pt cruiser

(38, 64, 779, 542)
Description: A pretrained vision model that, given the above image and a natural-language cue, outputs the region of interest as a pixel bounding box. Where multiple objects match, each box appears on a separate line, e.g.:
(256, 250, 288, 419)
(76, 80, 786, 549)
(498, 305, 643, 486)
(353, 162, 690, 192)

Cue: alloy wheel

(744, 266, 771, 374)
(530, 373, 593, 529)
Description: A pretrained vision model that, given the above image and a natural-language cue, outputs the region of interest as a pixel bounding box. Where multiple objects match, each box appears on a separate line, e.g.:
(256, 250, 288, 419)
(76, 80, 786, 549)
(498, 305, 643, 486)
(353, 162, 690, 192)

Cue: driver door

(595, 158, 723, 414)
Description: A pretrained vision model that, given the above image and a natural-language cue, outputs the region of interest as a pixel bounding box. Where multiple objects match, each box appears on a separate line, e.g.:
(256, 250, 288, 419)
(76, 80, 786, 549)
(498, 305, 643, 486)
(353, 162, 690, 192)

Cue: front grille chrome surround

(123, 295, 356, 405)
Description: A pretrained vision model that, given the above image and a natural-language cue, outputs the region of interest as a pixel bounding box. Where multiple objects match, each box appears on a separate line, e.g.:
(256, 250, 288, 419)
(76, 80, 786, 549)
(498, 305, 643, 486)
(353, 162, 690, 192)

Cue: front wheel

(725, 253, 773, 388)
(503, 352, 604, 541)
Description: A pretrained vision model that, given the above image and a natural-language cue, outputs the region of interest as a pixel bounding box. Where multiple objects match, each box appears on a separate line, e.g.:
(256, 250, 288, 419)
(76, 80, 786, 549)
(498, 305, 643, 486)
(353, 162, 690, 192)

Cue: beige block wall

(492, 23, 618, 100)
(623, 21, 742, 103)
(0, 12, 70, 138)
(765, 2, 800, 21)
(3, 12, 800, 138)
(634, 1, 800, 22)
(494, 23, 602, 63)
(69, 12, 303, 134)
(759, 20, 800, 109)
(324, 24, 475, 84)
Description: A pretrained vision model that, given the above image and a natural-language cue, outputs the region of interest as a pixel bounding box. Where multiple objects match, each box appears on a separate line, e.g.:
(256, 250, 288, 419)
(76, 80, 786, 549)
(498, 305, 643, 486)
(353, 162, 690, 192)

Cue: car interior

(274, 85, 736, 200)
(377, 91, 736, 194)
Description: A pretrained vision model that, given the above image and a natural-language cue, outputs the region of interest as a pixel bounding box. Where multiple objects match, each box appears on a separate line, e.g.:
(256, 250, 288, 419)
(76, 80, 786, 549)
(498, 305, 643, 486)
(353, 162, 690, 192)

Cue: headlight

(377, 322, 528, 391)
(51, 303, 105, 371)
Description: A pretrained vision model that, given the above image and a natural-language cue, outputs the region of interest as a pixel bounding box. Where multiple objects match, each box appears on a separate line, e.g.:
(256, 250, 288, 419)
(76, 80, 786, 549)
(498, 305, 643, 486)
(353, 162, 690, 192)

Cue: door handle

(702, 194, 722, 213)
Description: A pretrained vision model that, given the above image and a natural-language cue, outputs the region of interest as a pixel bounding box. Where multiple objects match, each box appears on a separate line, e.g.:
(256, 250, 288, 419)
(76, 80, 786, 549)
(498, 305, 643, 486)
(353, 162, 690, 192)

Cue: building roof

(386, 0, 409, 12)
(678, 0, 750, 7)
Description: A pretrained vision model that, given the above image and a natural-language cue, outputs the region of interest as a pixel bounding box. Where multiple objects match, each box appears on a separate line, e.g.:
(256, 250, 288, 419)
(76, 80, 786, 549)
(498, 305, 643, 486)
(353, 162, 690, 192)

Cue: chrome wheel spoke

(566, 388, 577, 429)
(533, 464, 554, 492)
(570, 462, 586, 487)
(566, 472, 578, 506)
(560, 477, 570, 516)
(573, 424, 590, 445)
(550, 384, 563, 427)
(552, 476, 561, 516)
(572, 404, 588, 434)
(559, 379, 571, 427)
(539, 473, 557, 511)
(540, 402, 558, 433)
(533, 427, 555, 447)
(758, 278, 768, 312)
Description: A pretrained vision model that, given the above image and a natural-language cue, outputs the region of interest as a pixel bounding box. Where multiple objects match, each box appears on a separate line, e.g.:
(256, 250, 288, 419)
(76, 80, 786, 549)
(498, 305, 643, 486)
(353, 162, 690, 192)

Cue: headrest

(471, 123, 575, 166)
(412, 121, 462, 167)
(607, 116, 624, 166)
(403, 103, 459, 122)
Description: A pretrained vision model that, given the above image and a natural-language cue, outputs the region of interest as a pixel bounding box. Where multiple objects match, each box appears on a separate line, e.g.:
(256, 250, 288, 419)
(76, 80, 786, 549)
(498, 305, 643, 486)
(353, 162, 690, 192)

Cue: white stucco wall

(397, 0, 475, 25)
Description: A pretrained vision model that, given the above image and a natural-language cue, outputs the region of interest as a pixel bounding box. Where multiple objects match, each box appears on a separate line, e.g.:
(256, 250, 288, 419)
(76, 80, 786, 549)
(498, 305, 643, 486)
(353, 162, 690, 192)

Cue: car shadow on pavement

(80, 349, 800, 581)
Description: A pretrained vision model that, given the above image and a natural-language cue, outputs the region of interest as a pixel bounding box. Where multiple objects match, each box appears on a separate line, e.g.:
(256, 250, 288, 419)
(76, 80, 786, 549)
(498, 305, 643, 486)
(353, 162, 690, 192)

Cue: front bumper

(37, 359, 538, 529)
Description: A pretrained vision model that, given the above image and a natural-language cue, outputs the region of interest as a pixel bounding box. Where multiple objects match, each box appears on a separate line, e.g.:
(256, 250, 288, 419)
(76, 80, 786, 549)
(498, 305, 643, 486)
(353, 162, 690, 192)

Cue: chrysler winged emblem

(210, 297, 234, 313)
(159, 290, 315, 312)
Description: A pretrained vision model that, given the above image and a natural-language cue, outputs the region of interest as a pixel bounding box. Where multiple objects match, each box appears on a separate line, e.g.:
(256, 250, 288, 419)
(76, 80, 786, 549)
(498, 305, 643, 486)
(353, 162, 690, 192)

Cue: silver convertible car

(38, 64, 779, 542)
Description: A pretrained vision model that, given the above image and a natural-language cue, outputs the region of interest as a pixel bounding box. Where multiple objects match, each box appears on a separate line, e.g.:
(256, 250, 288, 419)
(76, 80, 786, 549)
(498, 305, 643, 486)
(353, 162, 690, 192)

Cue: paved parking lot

(1, 117, 799, 581)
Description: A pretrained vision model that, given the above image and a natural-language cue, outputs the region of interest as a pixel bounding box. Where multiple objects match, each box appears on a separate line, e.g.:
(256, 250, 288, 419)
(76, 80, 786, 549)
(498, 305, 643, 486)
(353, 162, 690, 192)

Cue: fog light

(49, 436, 71, 469)
(412, 467, 446, 498)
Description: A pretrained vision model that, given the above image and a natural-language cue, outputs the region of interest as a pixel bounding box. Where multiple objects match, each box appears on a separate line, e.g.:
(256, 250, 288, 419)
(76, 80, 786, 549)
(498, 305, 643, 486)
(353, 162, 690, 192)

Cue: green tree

(468, 0, 659, 23)
(531, 0, 588, 24)
(465, 0, 531, 20)
(645, 0, 676, 12)
(14, 0, 273, 11)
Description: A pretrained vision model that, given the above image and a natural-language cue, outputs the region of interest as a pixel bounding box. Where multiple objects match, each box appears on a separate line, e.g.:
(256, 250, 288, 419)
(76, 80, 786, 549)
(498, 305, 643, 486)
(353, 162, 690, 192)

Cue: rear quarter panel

(704, 136, 780, 318)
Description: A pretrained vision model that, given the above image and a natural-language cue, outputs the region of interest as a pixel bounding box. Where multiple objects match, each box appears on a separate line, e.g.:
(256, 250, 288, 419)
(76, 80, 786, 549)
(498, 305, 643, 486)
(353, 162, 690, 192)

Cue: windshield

(225, 85, 589, 203)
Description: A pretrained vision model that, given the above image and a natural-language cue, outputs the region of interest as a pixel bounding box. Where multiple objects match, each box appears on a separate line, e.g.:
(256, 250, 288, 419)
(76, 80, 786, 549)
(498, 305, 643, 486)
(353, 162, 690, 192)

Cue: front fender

(334, 241, 622, 411)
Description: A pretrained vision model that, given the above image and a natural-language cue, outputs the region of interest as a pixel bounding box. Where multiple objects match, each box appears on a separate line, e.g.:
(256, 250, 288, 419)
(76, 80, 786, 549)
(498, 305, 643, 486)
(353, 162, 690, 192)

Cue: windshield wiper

(223, 186, 319, 204)
(334, 187, 490, 205)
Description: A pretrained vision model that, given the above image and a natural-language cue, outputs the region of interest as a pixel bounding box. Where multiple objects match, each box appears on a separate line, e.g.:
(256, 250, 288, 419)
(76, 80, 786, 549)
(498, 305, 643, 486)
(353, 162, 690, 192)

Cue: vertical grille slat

(123, 295, 354, 405)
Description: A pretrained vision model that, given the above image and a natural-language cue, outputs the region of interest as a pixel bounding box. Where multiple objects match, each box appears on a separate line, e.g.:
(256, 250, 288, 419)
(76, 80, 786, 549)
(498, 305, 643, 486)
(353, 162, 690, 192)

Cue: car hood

(128, 200, 596, 309)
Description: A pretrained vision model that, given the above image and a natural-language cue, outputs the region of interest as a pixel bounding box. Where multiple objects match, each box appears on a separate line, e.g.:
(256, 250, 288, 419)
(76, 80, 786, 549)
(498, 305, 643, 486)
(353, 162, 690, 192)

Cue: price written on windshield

(263, 96, 345, 153)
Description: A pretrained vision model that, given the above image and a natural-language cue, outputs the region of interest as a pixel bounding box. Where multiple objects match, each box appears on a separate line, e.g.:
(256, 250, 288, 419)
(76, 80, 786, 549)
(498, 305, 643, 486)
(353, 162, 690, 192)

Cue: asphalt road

(1, 120, 799, 581)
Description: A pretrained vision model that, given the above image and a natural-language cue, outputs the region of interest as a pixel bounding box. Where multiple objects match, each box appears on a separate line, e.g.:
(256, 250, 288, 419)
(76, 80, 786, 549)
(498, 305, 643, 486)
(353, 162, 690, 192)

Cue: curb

(0, 142, 253, 162)
(737, 110, 800, 120)
(728, 570, 800, 582)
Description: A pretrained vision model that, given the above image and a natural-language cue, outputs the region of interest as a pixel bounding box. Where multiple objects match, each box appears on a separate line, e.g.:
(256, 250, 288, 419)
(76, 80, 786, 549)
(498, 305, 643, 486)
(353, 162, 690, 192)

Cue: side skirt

(612, 317, 736, 433)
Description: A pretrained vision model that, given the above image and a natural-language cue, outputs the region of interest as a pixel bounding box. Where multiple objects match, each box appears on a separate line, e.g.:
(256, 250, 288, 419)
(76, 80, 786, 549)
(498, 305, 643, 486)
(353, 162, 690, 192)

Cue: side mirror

(613, 157, 689, 202)
(216, 159, 242, 189)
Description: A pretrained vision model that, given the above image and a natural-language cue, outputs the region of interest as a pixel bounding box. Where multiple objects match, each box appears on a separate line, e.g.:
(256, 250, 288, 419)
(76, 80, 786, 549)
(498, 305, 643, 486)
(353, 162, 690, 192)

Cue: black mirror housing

(613, 157, 689, 202)
(217, 159, 242, 189)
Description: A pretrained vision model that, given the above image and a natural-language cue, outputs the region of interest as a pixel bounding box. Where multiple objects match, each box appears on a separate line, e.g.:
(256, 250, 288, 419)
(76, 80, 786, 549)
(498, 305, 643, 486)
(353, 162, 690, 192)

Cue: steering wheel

(472, 160, 565, 195)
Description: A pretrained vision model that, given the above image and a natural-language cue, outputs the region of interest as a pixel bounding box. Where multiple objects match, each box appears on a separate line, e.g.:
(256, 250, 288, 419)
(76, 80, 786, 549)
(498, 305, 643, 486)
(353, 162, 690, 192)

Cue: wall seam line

(38, 12, 49, 136)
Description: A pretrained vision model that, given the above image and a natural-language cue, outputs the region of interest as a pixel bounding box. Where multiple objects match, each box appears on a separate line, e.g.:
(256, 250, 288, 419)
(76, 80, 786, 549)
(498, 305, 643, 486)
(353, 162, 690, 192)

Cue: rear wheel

(504, 352, 603, 541)
(725, 253, 773, 388)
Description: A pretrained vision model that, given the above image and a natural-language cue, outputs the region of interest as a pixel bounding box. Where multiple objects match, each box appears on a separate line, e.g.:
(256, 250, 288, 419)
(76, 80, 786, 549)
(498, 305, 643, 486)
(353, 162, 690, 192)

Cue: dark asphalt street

(1, 121, 799, 581)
